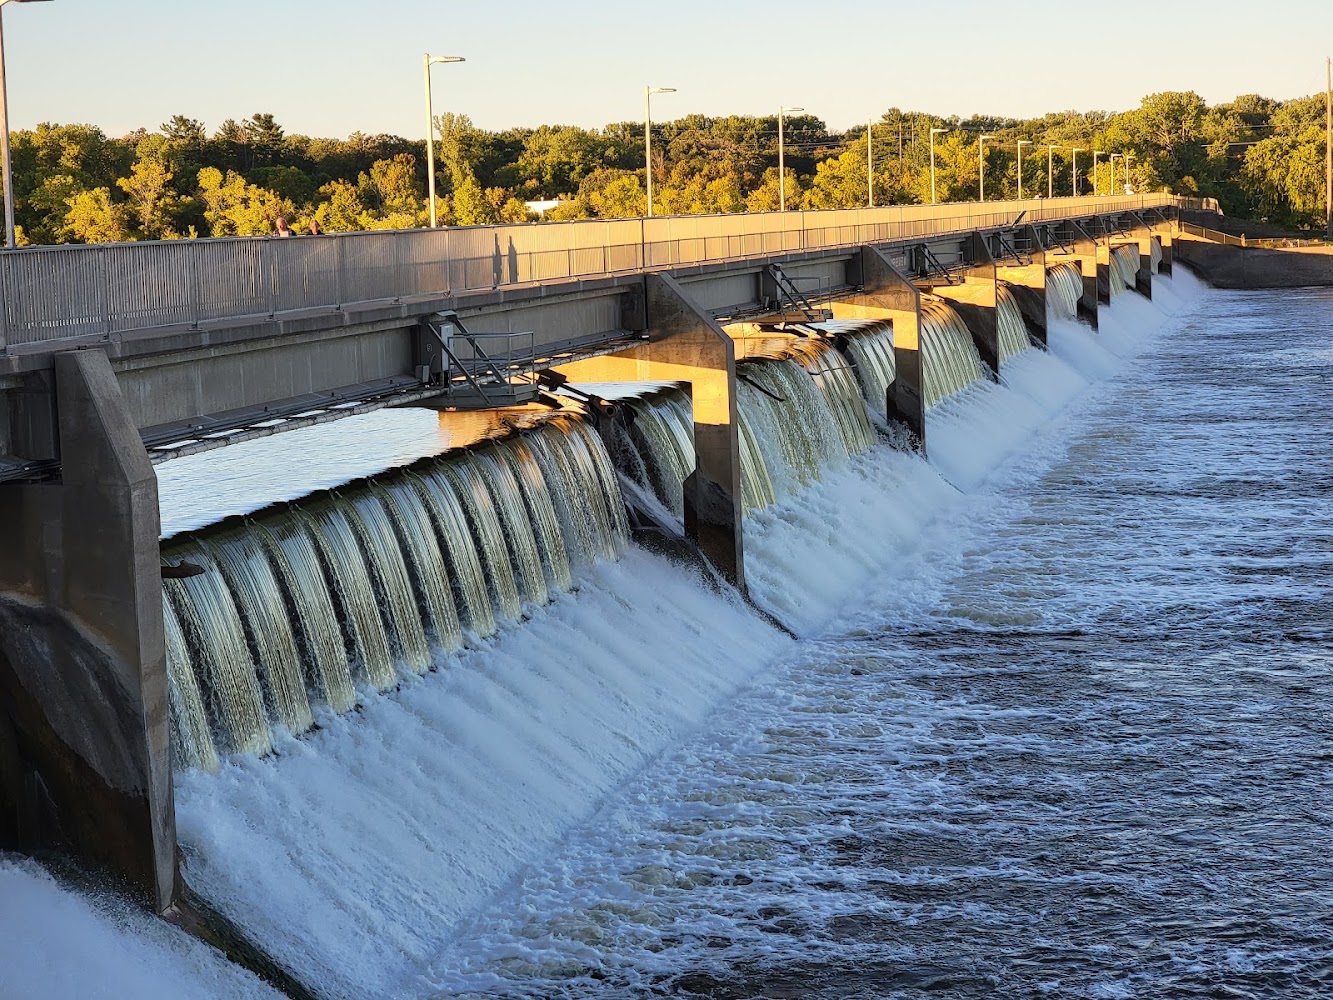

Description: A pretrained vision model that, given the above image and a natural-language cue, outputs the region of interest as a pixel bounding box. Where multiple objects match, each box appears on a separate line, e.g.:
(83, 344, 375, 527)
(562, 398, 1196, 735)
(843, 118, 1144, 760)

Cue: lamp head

(427, 54, 465, 65)
(648, 86, 676, 95)
(930, 127, 948, 135)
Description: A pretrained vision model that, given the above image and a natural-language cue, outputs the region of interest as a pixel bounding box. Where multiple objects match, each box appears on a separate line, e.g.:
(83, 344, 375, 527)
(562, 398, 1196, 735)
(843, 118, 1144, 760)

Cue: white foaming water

(175, 548, 788, 997)
(0, 855, 281, 1000)
(745, 271, 1206, 633)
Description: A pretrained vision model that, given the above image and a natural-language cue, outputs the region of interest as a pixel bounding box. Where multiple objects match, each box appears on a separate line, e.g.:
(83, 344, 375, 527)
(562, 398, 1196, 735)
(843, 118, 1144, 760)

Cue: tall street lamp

(1047, 144, 1061, 199)
(0, 0, 51, 249)
(978, 134, 997, 202)
(1070, 147, 1085, 197)
(778, 105, 803, 211)
(645, 85, 675, 218)
(1124, 152, 1134, 194)
(423, 53, 464, 229)
(1016, 139, 1032, 199)
(1092, 150, 1104, 196)
(930, 127, 948, 205)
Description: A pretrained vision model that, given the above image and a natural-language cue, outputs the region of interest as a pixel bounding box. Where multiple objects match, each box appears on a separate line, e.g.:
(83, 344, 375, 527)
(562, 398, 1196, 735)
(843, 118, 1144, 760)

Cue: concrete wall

(553, 274, 746, 590)
(1174, 239, 1333, 288)
(0, 350, 175, 912)
(831, 246, 925, 451)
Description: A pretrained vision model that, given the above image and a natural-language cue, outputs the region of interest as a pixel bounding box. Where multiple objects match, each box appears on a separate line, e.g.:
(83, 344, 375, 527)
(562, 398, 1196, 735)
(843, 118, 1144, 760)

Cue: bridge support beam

(553, 274, 745, 591)
(0, 349, 176, 913)
(931, 233, 1000, 379)
(995, 225, 1047, 346)
(832, 246, 925, 452)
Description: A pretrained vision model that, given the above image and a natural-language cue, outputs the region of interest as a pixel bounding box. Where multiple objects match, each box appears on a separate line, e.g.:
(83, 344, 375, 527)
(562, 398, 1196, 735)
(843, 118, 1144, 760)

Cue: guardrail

(0, 194, 1182, 354)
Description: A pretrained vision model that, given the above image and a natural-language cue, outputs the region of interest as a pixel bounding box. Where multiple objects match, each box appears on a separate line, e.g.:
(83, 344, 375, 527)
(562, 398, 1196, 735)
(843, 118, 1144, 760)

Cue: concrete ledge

(1174, 238, 1333, 288)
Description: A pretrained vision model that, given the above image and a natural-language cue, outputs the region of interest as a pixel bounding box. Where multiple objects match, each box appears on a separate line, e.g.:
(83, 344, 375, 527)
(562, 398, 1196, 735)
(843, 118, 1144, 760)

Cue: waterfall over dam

(6, 255, 1204, 996)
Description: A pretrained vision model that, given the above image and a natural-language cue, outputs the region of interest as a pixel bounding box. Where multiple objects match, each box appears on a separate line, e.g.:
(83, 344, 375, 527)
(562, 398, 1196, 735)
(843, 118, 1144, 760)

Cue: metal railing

(0, 194, 1182, 354)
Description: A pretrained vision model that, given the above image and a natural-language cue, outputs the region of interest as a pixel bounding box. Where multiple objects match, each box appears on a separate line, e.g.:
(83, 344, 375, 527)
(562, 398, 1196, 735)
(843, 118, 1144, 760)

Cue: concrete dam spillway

(21, 202, 1328, 996)
(124, 260, 1164, 994)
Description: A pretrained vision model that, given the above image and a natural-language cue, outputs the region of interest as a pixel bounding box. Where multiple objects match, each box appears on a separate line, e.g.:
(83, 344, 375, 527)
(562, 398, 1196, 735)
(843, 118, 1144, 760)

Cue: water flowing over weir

(920, 297, 987, 406)
(1111, 243, 1140, 295)
(1047, 261, 1084, 320)
(996, 284, 1034, 363)
(161, 416, 629, 769)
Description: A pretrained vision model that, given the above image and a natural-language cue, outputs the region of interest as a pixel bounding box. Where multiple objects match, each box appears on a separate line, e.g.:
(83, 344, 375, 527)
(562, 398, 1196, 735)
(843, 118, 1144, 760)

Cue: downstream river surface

(423, 285, 1333, 999)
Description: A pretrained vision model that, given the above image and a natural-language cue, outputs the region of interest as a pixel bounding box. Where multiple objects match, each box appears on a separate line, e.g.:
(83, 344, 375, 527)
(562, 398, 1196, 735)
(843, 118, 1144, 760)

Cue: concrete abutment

(0, 349, 176, 913)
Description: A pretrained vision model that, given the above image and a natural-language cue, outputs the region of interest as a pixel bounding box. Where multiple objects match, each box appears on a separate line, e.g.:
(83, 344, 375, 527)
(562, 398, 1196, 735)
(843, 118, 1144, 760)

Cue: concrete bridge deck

(0, 194, 1183, 478)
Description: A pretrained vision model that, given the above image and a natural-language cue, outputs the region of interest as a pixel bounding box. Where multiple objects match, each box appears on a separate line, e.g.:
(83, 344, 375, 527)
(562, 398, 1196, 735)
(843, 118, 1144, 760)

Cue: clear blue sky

(5, 0, 1330, 138)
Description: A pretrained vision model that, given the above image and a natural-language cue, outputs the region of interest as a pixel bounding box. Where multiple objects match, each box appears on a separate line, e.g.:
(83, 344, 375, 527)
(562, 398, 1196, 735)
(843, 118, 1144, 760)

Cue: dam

(3, 200, 1330, 997)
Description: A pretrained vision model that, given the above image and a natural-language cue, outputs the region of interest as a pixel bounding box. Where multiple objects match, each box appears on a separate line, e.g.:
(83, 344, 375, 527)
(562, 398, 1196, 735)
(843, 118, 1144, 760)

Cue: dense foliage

(6, 91, 1327, 245)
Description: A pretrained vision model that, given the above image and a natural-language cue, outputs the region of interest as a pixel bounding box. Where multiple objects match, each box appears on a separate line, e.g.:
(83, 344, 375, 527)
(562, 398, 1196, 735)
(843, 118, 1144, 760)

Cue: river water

(406, 283, 1333, 999)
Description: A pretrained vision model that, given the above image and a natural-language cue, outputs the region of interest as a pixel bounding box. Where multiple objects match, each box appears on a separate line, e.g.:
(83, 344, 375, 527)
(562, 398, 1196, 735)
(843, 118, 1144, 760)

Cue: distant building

(525, 199, 565, 218)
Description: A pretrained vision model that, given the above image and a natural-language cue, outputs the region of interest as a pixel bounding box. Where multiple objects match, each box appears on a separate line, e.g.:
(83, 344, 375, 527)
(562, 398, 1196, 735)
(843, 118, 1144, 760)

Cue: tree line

(7, 90, 1328, 245)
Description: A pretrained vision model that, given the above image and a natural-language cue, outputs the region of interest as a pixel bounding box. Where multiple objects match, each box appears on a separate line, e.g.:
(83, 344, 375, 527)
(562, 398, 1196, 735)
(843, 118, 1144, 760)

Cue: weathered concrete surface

(831, 246, 925, 452)
(0, 349, 176, 911)
(553, 274, 745, 590)
(1174, 238, 1333, 288)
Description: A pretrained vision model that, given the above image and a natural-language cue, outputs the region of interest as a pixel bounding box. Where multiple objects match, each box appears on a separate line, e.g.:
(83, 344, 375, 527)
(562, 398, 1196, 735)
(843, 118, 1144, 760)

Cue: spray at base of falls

(175, 549, 788, 997)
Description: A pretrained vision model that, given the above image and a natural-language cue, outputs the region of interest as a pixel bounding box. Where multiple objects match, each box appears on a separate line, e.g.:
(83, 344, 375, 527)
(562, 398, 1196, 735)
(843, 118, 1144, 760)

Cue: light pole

(1326, 56, 1331, 239)
(1124, 152, 1133, 194)
(978, 133, 997, 202)
(0, 0, 51, 249)
(1047, 144, 1061, 199)
(930, 127, 948, 205)
(644, 85, 676, 218)
(1070, 147, 1085, 197)
(1016, 139, 1031, 199)
(423, 53, 464, 229)
(1092, 150, 1104, 196)
(779, 105, 803, 211)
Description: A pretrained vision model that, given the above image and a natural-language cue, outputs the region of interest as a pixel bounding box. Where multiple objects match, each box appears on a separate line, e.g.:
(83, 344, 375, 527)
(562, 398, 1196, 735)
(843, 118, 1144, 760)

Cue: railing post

(99, 245, 113, 342)
(335, 236, 346, 311)
(188, 239, 202, 331)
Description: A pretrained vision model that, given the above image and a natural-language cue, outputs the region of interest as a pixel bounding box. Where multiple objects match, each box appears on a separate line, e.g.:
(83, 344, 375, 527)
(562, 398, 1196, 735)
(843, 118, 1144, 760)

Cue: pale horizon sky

(3, 0, 1330, 139)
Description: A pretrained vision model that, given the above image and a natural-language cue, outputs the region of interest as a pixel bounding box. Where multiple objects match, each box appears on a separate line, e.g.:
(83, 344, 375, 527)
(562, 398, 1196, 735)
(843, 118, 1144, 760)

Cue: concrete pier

(554, 274, 746, 590)
(831, 246, 925, 452)
(931, 234, 1000, 379)
(0, 349, 176, 912)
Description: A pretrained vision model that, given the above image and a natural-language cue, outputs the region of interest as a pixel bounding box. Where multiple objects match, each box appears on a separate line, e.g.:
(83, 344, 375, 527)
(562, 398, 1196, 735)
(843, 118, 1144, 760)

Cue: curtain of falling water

(919, 298, 986, 409)
(996, 285, 1034, 365)
(1047, 262, 1083, 320)
(162, 418, 630, 772)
